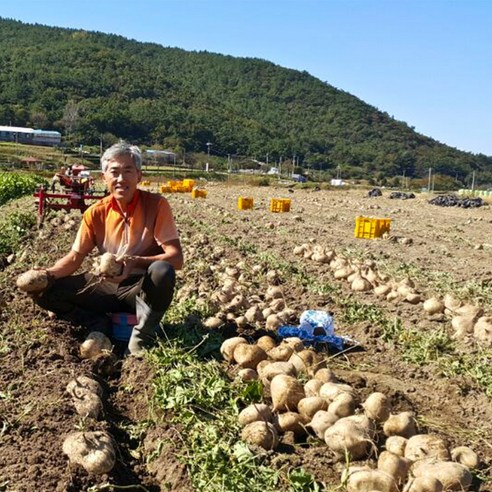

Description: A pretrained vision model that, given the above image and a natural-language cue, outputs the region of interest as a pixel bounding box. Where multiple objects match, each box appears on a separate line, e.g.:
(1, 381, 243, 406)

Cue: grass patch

(148, 325, 280, 491)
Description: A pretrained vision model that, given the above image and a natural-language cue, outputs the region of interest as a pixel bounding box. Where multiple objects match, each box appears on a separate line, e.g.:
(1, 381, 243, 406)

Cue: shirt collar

(109, 189, 140, 217)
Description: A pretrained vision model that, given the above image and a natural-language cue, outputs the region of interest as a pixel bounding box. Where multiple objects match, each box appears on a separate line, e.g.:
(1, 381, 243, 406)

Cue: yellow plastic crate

(191, 188, 208, 198)
(182, 179, 195, 192)
(270, 198, 291, 213)
(238, 196, 254, 210)
(140, 180, 151, 186)
(354, 216, 391, 239)
(160, 184, 172, 193)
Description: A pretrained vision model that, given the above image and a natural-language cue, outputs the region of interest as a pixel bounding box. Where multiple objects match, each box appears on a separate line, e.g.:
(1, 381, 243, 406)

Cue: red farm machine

(34, 164, 106, 224)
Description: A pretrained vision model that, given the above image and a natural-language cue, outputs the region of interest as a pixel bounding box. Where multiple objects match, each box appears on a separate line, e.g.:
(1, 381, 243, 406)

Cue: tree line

(0, 18, 491, 185)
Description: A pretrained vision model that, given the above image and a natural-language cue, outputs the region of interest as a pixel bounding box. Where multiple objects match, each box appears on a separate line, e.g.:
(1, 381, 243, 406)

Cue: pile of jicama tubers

(65, 331, 117, 475)
(222, 335, 480, 491)
(63, 375, 116, 474)
(294, 243, 492, 347)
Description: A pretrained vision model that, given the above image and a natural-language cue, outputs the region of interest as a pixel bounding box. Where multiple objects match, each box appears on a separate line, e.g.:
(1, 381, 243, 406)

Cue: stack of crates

(270, 198, 291, 213)
(191, 188, 208, 199)
(354, 216, 391, 239)
(238, 196, 254, 210)
(169, 180, 188, 193)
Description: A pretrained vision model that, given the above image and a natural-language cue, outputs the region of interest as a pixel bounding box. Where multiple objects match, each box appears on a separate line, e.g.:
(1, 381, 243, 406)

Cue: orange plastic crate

(160, 184, 172, 193)
(270, 198, 291, 213)
(354, 216, 391, 239)
(238, 196, 254, 210)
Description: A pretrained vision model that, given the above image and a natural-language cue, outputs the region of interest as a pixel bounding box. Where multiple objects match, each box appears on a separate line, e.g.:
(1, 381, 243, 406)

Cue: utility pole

(427, 168, 432, 193)
(471, 171, 476, 193)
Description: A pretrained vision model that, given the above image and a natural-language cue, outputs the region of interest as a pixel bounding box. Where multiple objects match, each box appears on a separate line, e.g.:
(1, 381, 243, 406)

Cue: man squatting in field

(34, 142, 183, 356)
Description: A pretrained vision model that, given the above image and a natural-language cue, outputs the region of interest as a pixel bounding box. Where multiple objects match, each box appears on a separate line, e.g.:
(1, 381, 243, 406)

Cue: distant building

(330, 178, 345, 186)
(0, 125, 61, 146)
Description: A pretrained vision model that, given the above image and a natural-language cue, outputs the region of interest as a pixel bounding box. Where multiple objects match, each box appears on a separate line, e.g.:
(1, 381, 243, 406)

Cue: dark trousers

(36, 261, 176, 325)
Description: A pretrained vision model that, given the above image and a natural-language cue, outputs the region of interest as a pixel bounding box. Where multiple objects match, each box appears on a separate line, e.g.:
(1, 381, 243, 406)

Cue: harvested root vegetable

(385, 435, 408, 457)
(220, 337, 247, 362)
(237, 368, 258, 382)
(308, 410, 338, 439)
(451, 446, 479, 469)
(423, 297, 444, 315)
(319, 382, 354, 402)
(203, 317, 223, 329)
(363, 392, 391, 422)
(344, 467, 396, 492)
(328, 392, 356, 418)
(297, 396, 328, 420)
(241, 421, 279, 450)
(80, 332, 112, 360)
(383, 412, 417, 438)
(443, 294, 462, 313)
(314, 367, 337, 383)
(404, 434, 450, 463)
(265, 285, 283, 300)
(73, 391, 103, 419)
(62, 431, 116, 474)
(96, 252, 123, 277)
(233, 343, 267, 369)
(378, 450, 410, 486)
(270, 374, 305, 412)
(265, 314, 283, 330)
(324, 415, 375, 460)
(411, 461, 472, 491)
(283, 337, 304, 352)
(351, 275, 372, 292)
(238, 403, 273, 426)
(403, 477, 443, 492)
(374, 284, 392, 297)
(268, 344, 294, 362)
(451, 316, 476, 338)
(473, 316, 492, 346)
(455, 304, 483, 319)
(259, 361, 297, 382)
(304, 378, 323, 398)
(66, 376, 103, 398)
(256, 335, 277, 352)
(275, 412, 307, 437)
(289, 349, 326, 377)
(16, 269, 49, 293)
(405, 293, 421, 304)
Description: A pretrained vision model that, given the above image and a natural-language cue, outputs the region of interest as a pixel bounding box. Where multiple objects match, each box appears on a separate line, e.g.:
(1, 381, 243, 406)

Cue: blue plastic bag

(277, 309, 345, 350)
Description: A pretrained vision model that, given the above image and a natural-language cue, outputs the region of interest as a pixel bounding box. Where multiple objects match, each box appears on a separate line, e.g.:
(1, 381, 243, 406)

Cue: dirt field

(1, 183, 491, 491)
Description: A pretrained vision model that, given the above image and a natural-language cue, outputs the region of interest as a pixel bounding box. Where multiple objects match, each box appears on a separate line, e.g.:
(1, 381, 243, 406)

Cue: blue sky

(2, 0, 491, 156)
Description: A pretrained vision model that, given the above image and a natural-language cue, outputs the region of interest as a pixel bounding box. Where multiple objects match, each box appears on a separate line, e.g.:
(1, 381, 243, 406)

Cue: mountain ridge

(0, 17, 490, 184)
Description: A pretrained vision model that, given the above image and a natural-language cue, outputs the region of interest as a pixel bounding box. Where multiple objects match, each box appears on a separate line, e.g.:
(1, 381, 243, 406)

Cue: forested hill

(1, 18, 491, 183)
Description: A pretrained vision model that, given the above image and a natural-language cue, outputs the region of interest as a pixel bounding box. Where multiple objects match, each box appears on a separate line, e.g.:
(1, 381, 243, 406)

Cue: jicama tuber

(62, 431, 116, 474)
(16, 269, 50, 293)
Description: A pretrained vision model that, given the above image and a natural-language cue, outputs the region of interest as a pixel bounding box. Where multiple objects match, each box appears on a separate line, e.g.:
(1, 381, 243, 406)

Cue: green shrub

(0, 173, 47, 206)
(0, 209, 36, 256)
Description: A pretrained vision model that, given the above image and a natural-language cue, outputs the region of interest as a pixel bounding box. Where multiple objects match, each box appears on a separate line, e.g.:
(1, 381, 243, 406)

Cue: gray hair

(101, 142, 142, 172)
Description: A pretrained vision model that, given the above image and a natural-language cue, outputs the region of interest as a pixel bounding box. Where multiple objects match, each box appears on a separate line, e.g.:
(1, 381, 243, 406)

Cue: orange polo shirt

(72, 190, 179, 258)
